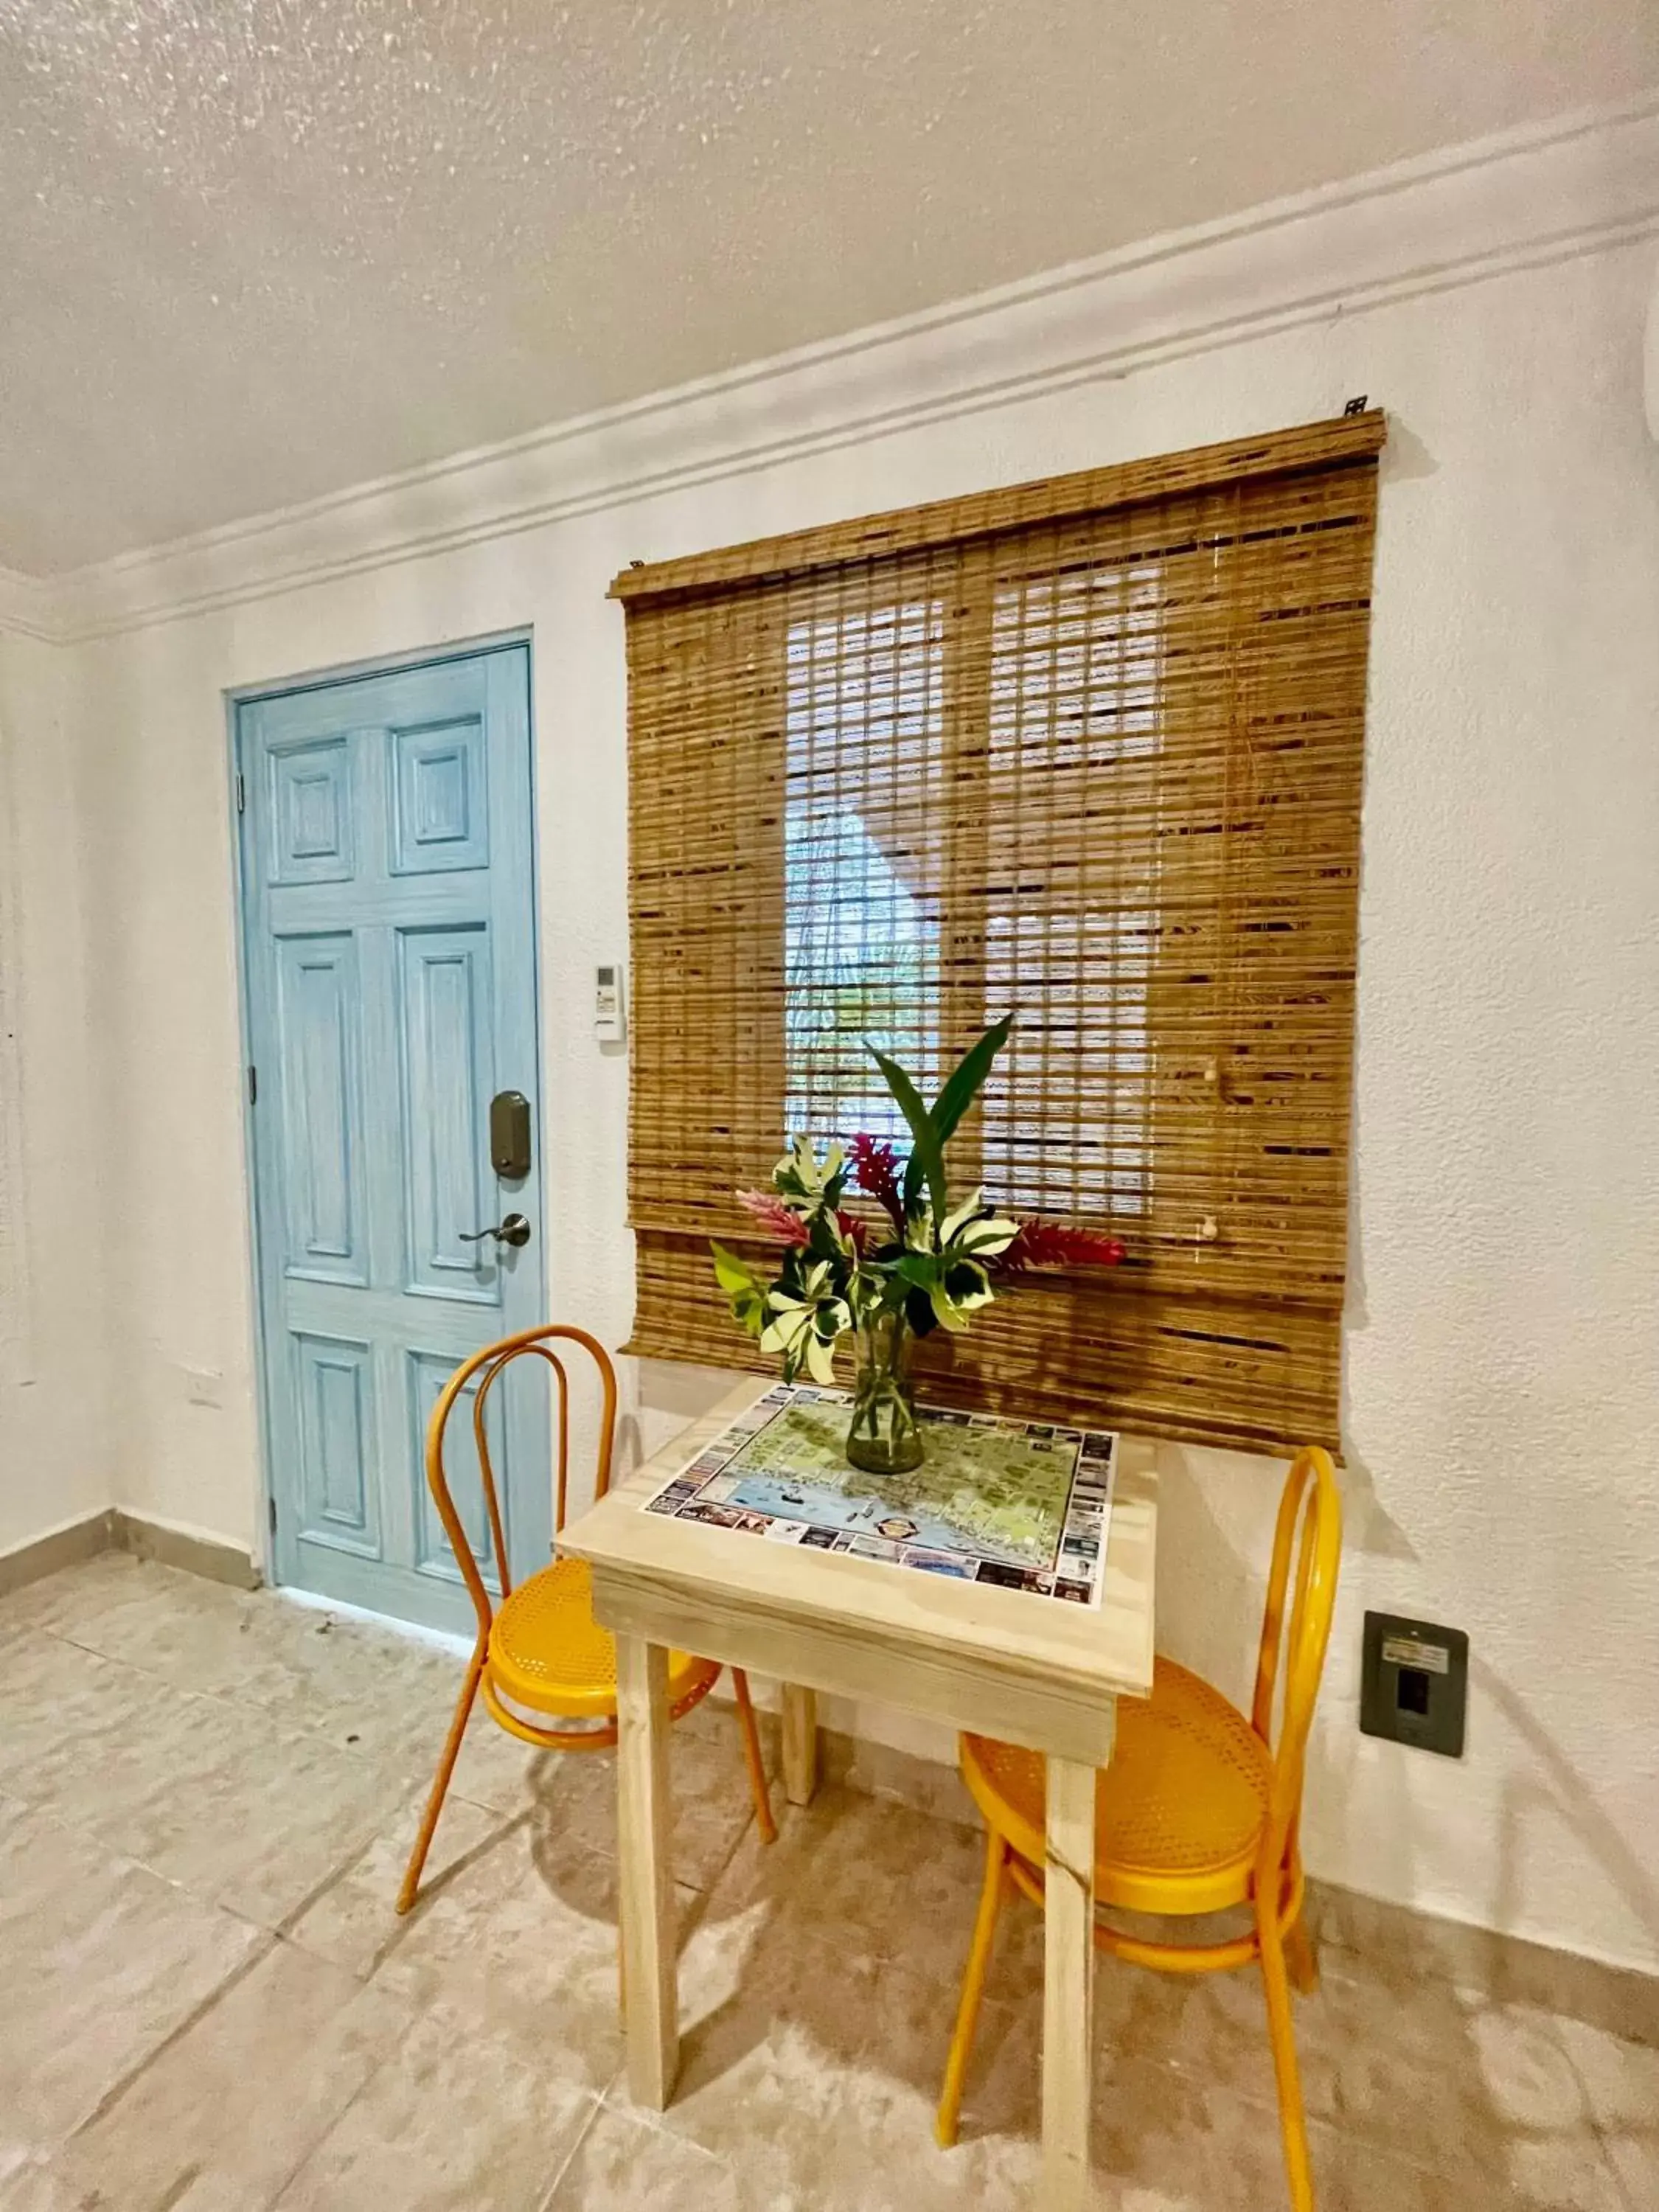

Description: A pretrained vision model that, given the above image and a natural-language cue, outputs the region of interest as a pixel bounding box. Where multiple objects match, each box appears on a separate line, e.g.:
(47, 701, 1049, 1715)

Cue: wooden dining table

(558, 1375, 1158, 2210)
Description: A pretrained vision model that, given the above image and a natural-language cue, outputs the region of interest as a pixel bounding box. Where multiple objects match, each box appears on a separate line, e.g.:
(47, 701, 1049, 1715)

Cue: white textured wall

(0, 636, 110, 1551)
(10, 123, 1659, 1969)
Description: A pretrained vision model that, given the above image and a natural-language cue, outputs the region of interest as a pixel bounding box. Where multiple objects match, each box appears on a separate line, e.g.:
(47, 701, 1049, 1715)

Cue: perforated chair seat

(487, 1556, 720, 1720)
(961, 1655, 1272, 1916)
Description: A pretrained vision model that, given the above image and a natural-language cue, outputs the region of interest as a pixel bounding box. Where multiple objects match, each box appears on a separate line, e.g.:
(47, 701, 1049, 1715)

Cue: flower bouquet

(711, 1015, 1125, 1475)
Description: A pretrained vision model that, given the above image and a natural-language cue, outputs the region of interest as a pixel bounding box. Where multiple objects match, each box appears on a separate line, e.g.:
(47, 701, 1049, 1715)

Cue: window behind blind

(619, 413, 1383, 1454)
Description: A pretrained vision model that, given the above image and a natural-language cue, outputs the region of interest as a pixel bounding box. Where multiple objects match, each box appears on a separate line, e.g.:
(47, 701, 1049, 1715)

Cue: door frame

(226, 629, 543, 1592)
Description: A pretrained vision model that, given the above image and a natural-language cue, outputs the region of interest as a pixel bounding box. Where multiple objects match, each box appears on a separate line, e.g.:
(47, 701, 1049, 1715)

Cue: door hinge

(268, 1494, 277, 1537)
(247, 1064, 258, 1105)
(235, 772, 246, 815)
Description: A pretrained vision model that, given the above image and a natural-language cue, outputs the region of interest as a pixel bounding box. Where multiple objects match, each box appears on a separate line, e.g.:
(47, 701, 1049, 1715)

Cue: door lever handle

(459, 1213, 532, 1249)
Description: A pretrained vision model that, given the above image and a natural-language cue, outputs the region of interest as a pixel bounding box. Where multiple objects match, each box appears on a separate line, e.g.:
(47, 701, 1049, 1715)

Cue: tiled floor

(1, 1554, 1652, 2211)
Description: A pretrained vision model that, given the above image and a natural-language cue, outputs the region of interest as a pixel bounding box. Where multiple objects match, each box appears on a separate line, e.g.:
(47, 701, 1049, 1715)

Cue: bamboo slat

(620, 414, 1383, 1453)
(611, 413, 1385, 605)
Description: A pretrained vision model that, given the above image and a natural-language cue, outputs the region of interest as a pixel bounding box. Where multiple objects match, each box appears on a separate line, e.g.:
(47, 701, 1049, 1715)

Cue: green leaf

(871, 1044, 947, 1226)
(949, 1211, 1018, 1260)
(942, 1258, 994, 1312)
(710, 1242, 767, 1338)
(889, 1250, 942, 1293)
(930, 1015, 1014, 1150)
(712, 1240, 754, 1290)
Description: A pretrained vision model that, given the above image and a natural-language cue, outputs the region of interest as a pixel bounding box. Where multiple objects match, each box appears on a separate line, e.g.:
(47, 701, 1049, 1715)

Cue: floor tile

(440, 1705, 560, 1815)
(35, 1562, 468, 1773)
(438, 1703, 768, 1899)
(4, 1674, 413, 1930)
(7, 1556, 471, 1778)
(1465, 2000, 1590, 2131)
(1497, 2132, 1634, 2211)
(0, 1800, 262, 2161)
(1307, 2129, 1465, 2212)
(807, 2079, 1043, 2212)
(541, 2108, 745, 2212)
(821, 1730, 980, 1831)
(369, 1812, 696, 2093)
(271, 2008, 594, 2212)
(675, 1683, 783, 1776)
(1103, 1954, 1281, 2104)
(286, 1789, 512, 1978)
(1603, 2128, 1659, 2208)
(669, 1905, 887, 2166)
(0, 2158, 105, 2211)
(1554, 2012, 1659, 2131)
(44, 1939, 411, 2212)
(0, 1630, 167, 1784)
(1293, 1958, 1553, 2175)
(1087, 2059, 1339, 2212)
(661, 1899, 1060, 2208)
(708, 1784, 989, 1981)
(0, 1552, 151, 1640)
(29, 1557, 263, 1676)
(495, 1720, 764, 1894)
(224, 1599, 471, 1768)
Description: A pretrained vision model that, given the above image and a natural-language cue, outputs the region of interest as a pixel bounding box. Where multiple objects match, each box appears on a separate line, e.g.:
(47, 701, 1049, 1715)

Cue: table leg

(615, 1634, 678, 2107)
(1042, 1753, 1099, 2209)
(780, 1683, 818, 1807)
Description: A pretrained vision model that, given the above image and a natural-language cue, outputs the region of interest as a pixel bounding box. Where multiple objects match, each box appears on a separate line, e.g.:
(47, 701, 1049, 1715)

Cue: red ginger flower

(735, 1189, 810, 1245)
(848, 1132, 905, 1230)
(997, 1220, 1127, 1273)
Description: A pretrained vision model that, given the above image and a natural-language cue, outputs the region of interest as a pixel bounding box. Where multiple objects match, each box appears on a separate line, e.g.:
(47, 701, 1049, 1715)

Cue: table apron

(590, 1569, 1119, 1767)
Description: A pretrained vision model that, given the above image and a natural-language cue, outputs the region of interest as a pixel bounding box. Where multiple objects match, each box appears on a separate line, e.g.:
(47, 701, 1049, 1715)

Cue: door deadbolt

(490, 1090, 532, 1180)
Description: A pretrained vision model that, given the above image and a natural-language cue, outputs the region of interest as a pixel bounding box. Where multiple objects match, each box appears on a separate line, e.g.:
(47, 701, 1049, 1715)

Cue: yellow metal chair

(937, 1447, 1341, 2211)
(398, 1324, 776, 1914)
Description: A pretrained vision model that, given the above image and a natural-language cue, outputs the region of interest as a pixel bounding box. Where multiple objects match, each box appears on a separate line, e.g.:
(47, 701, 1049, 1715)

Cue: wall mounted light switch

(1360, 1611, 1469, 1757)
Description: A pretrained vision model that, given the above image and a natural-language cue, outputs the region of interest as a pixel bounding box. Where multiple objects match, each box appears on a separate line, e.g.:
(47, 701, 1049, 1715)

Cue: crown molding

(0, 567, 60, 645)
(32, 91, 1659, 645)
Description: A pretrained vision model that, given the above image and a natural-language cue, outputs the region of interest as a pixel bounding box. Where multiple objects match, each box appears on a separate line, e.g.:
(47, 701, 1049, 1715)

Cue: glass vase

(845, 1310, 924, 1476)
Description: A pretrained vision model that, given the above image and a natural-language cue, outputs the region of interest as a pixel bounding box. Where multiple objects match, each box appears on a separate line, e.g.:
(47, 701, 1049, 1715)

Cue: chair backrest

(1248, 1447, 1343, 1879)
(425, 1324, 618, 1640)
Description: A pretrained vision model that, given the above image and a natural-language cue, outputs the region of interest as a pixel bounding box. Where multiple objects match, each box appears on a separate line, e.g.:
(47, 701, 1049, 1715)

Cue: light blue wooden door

(237, 644, 546, 1635)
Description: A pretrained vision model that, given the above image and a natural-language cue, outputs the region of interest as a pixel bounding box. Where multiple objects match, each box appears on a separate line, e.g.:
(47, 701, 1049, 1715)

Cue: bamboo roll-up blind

(617, 411, 1384, 1455)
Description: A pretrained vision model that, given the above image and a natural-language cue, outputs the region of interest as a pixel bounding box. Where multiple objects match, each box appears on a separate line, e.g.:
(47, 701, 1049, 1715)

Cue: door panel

(392, 718, 490, 875)
(398, 925, 497, 1304)
(268, 735, 355, 883)
(407, 1349, 508, 1594)
(239, 645, 545, 1634)
(274, 935, 365, 1283)
(293, 1332, 379, 1557)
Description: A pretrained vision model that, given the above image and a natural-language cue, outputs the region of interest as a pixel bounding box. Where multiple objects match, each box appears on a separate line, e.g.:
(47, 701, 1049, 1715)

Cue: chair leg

(1257, 1897, 1316, 2212)
(397, 1647, 484, 1915)
(729, 1669, 778, 1846)
(1284, 1907, 1319, 1996)
(936, 1829, 1010, 2149)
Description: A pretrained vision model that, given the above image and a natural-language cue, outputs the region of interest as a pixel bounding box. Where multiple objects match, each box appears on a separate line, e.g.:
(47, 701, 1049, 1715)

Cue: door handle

(459, 1213, 532, 1249)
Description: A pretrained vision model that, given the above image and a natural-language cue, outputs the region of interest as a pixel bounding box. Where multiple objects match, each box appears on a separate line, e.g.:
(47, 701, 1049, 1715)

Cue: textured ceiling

(1, 1, 1655, 574)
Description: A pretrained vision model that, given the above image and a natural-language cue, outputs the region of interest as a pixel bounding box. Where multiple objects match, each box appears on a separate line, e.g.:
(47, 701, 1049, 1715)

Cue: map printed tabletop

(644, 1384, 1118, 1607)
